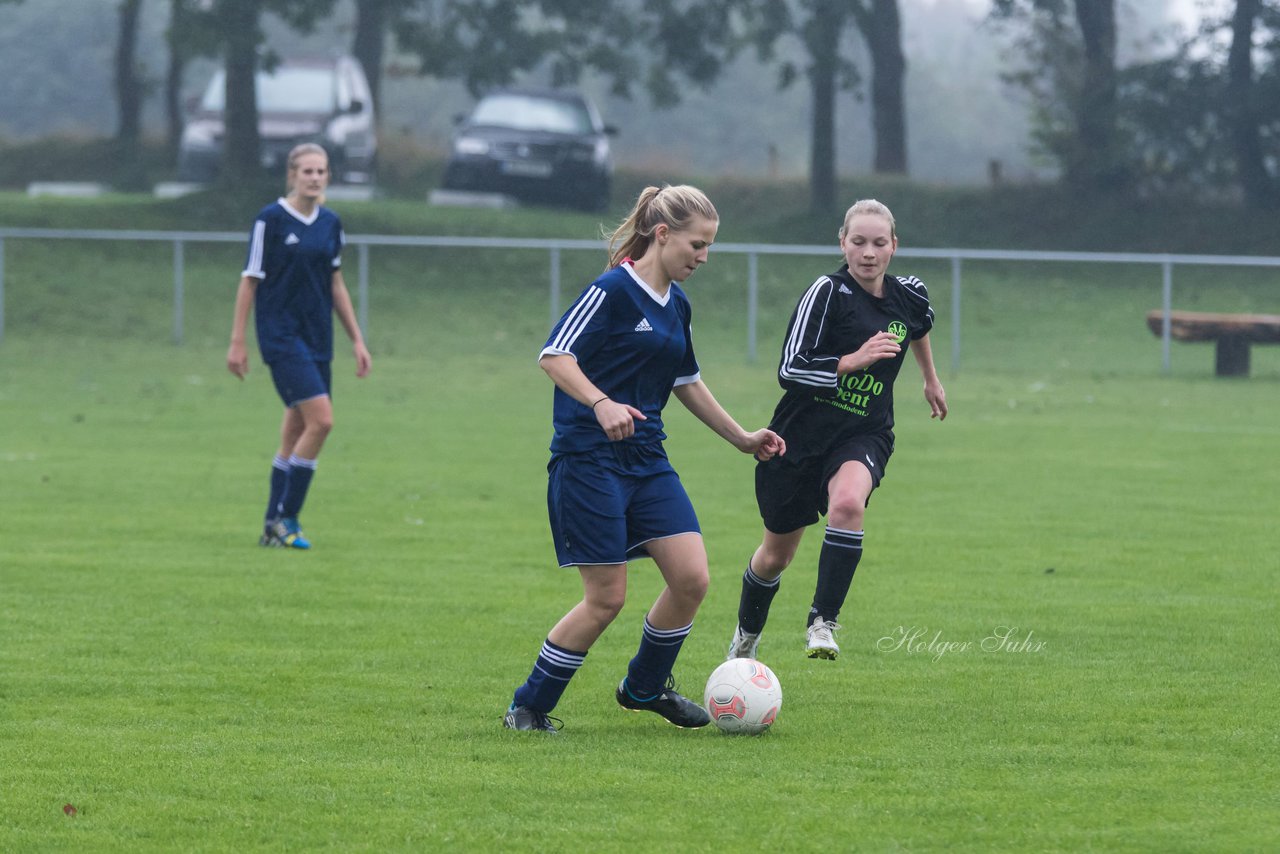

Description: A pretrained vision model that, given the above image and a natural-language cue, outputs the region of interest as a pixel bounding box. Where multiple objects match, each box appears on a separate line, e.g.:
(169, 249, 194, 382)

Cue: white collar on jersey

(279, 197, 321, 226)
(622, 260, 672, 306)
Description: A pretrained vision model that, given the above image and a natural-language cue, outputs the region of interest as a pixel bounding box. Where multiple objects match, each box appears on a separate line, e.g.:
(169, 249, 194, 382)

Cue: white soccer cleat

(727, 625, 761, 660)
(805, 618, 841, 660)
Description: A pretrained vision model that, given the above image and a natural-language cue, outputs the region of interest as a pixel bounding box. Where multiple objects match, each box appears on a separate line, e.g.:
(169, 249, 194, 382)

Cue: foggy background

(0, 0, 1208, 185)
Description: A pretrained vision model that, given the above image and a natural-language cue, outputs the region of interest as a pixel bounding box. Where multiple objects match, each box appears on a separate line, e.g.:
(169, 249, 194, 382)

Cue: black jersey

(767, 264, 933, 460)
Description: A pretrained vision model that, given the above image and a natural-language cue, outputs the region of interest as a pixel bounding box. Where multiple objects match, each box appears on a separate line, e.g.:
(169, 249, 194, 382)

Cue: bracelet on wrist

(592, 396, 609, 409)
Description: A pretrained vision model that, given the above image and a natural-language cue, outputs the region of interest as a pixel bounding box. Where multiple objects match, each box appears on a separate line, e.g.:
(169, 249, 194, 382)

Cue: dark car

(441, 88, 616, 211)
(178, 56, 377, 185)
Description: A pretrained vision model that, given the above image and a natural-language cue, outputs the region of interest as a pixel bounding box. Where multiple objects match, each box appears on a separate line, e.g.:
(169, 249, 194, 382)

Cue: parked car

(178, 56, 377, 185)
(441, 88, 616, 211)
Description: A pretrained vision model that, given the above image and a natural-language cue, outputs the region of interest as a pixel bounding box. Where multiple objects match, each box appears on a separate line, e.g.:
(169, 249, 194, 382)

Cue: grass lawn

(1, 206, 1277, 851)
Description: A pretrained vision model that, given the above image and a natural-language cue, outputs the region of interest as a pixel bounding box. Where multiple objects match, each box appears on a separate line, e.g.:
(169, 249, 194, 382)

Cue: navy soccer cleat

(616, 677, 711, 728)
(503, 704, 562, 733)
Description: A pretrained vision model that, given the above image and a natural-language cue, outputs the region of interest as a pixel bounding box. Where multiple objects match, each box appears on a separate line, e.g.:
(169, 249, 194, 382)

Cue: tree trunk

(1227, 0, 1279, 208)
(1071, 0, 1121, 191)
(807, 0, 842, 217)
(221, 0, 261, 184)
(114, 0, 144, 147)
(864, 0, 906, 174)
(164, 0, 190, 165)
(810, 55, 838, 216)
(352, 0, 388, 124)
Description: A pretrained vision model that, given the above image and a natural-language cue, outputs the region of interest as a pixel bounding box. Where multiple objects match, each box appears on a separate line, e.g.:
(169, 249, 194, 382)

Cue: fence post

(358, 242, 370, 342)
(549, 246, 562, 327)
(747, 252, 759, 363)
(1161, 259, 1172, 374)
(950, 255, 962, 375)
(173, 239, 184, 345)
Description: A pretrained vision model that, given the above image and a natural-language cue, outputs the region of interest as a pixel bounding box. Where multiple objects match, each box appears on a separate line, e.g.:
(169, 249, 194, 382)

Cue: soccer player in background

(727, 199, 947, 661)
(226, 143, 372, 549)
(504, 185, 786, 733)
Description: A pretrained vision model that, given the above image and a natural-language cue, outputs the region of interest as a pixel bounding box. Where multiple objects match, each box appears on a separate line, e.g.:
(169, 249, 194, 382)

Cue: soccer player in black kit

(727, 199, 947, 661)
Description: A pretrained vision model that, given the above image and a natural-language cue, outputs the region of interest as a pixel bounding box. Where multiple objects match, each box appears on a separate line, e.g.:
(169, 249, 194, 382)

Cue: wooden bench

(1146, 310, 1280, 376)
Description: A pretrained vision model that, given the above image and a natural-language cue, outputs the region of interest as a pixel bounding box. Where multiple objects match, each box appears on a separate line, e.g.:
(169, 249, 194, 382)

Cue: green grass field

(1, 197, 1278, 851)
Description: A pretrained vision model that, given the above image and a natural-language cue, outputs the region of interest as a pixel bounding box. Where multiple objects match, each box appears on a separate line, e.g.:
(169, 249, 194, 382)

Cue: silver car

(178, 56, 377, 185)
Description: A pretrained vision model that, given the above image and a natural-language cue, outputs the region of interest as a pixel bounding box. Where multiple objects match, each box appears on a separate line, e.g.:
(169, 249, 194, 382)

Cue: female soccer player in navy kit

(504, 185, 786, 733)
(226, 143, 372, 549)
(727, 199, 947, 662)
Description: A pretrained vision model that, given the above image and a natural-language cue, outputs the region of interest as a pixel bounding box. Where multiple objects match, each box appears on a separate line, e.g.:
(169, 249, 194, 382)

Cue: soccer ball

(703, 658, 782, 735)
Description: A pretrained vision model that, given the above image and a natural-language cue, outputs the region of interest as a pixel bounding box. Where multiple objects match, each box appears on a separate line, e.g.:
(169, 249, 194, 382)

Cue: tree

(803, 1, 847, 215)
(372, 0, 907, 212)
(733, 1, 908, 213)
(114, 0, 144, 150)
(164, 0, 217, 164)
(1226, 0, 1280, 207)
(1073, 0, 1122, 187)
(992, 0, 1126, 193)
(178, 0, 337, 185)
(1115, 46, 1228, 196)
(853, 0, 907, 175)
(392, 0, 750, 101)
(351, 1, 388, 120)
(206, 0, 263, 184)
(1110, 1, 1280, 205)
(165, 0, 190, 163)
(351, 0, 421, 125)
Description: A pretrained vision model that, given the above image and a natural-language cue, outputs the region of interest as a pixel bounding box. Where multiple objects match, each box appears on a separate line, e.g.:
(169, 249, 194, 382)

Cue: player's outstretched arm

(910, 334, 947, 420)
(673, 380, 785, 460)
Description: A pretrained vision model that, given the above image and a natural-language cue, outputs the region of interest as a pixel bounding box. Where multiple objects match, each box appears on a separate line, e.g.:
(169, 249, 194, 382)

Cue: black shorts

(755, 431, 894, 534)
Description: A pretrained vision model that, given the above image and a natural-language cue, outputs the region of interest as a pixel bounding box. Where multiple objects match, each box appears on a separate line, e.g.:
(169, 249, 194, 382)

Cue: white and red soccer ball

(703, 658, 782, 735)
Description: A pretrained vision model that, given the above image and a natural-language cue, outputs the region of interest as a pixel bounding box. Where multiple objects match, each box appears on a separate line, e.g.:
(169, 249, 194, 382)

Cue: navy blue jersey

(768, 265, 933, 459)
(242, 198, 343, 363)
(541, 261, 700, 454)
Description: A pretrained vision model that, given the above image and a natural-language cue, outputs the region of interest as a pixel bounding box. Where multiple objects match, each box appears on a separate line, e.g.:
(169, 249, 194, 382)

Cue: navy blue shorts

(268, 356, 331, 408)
(755, 431, 894, 534)
(547, 444, 701, 567)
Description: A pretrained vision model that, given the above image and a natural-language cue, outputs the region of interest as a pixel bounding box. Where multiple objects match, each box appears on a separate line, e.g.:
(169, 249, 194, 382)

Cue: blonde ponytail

(605, 184, 718, 270)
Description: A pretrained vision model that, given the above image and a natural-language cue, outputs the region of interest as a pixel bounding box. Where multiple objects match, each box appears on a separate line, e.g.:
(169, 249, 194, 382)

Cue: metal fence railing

(2, 227, 1278, 374)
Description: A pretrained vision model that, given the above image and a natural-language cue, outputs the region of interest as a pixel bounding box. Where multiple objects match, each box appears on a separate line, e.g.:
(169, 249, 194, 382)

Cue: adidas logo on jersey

(634, 318, 654, 333)
(839, 284, 853, 294)
(285, 233, 301, 245)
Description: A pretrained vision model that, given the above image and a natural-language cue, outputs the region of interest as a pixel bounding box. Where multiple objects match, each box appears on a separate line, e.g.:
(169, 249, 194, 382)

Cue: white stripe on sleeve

(241, 219, 267, 279)
(779, 278, 838, 387)
(547, 285, 606, 354)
